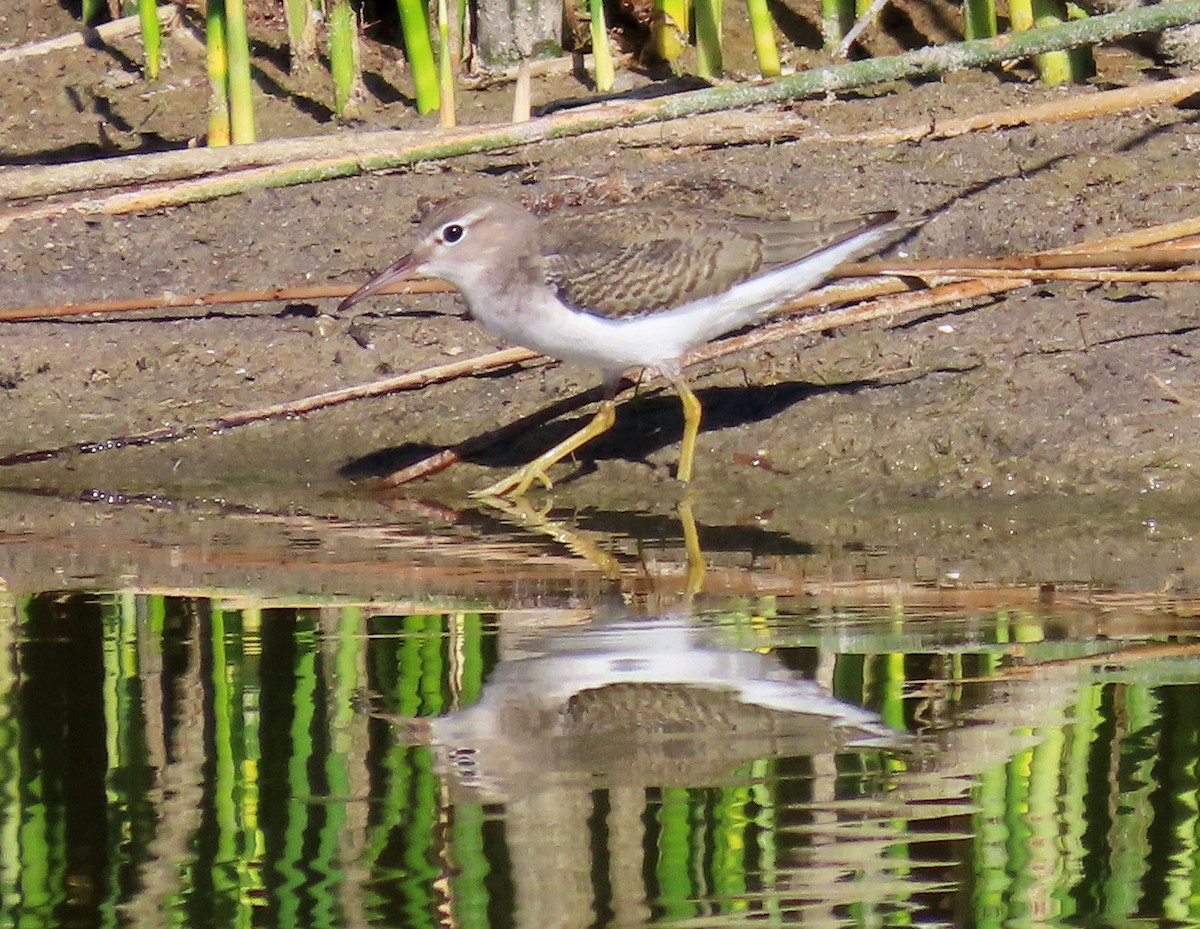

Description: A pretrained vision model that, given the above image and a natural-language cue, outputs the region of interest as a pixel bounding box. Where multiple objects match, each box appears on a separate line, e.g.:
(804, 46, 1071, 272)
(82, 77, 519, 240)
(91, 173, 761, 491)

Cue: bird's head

(338, 198, 540, 313)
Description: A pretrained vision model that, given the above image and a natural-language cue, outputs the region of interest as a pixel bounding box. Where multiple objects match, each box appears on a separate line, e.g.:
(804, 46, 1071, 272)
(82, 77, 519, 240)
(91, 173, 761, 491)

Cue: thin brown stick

(0, 347, 538, 467)
(807, 72, 1200, 146)
(697, 278, 1019, 363)
(854, 267, 1200, 284)
(460, 51, 635, 87)
(4, 242, 1198, 323)
(0, 4, 178, 64)
(1058, 216, 1200, 252)
(1149, 373, 1200, 408)
(0, 280, 449, 322)
(897, 268, 1200, 283)
(853, 246, 1200, 274)
(0, 271, 898, 323)
(0, 129, 433, 204)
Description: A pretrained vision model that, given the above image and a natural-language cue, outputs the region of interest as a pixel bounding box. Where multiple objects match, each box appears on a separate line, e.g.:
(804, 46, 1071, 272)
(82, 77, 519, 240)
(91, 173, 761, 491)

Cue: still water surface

(1, 489, 1198, 929)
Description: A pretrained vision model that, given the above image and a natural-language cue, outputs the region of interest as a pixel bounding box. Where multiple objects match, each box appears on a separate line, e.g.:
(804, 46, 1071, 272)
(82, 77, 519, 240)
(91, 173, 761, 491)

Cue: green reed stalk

(1007, 0, 1050, 77)
(821, 0, 855, 47)
(456, 0, 469, 58)
(282, 0, 308, 53)
(138, 0, 161, 78)
(1066, 7, 1096, 80)
(328, 1, 362, 117)
(695, 0, 723, 77)
(1012, 0, 1091, 83)
(653, 0, 689, 69)
(745, 0, 781, 75)
(590, 0, 615, 91)
(963, 0, 998, 38)
(81, 0, 106, 25)
(1036, 0, 1094, 81)
(283, 0, 318, 68)
(223, 0, 256, 141)
(1009, 0, 1034, 30)
(396, 0, 440, 115)
(437, 0, 457, 126)
(657, 0, 689, 40)
(1033, 13, 1074, 82)
(206, 0, 232, 146)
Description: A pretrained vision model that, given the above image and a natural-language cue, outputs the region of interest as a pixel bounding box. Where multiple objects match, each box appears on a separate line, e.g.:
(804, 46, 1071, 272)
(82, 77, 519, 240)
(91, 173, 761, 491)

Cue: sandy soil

(2, 0, 1200, 593)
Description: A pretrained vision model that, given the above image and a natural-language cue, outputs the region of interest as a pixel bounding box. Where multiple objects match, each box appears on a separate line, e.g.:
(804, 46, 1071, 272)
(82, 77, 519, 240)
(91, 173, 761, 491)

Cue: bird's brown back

(541, 203, 871, 318)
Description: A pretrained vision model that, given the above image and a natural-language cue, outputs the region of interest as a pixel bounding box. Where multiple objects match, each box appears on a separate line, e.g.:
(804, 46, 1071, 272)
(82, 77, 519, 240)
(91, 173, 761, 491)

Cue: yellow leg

(477, 494, 624, 579)
(678, 497, 706, 598)
(674, 379, 702, 483)
(473, 399, 618, 498)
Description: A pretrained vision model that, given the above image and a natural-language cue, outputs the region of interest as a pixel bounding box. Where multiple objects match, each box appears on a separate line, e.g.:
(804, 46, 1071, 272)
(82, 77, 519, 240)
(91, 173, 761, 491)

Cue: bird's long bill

(337, 253, 421, 312)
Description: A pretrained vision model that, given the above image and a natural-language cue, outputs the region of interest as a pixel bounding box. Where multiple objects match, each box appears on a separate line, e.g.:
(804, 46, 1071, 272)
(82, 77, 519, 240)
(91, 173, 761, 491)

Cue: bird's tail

(657, 211, 899, 351)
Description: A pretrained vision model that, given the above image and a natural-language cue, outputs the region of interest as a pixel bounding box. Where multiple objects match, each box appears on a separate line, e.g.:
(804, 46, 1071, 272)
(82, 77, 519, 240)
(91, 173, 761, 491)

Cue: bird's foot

(471, 462, 555, 499)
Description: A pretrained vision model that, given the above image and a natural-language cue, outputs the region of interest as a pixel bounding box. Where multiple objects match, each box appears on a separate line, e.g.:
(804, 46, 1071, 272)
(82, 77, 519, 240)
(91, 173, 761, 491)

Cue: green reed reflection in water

(1, 593, 1200, 928)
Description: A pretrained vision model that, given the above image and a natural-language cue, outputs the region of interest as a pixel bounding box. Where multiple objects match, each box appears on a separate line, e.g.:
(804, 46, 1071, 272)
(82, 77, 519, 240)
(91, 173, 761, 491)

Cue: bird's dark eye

(442, 223, 465, 244)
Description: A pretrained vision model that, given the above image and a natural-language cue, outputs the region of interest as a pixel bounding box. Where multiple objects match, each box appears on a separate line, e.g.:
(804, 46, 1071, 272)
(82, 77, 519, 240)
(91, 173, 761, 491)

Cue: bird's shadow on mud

(339, 379, 873, 482)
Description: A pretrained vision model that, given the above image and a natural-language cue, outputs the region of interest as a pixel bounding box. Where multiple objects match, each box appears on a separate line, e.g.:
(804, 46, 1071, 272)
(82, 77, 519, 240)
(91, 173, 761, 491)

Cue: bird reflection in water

(381, 614, 914, 927)
(389, 614, 904, 801)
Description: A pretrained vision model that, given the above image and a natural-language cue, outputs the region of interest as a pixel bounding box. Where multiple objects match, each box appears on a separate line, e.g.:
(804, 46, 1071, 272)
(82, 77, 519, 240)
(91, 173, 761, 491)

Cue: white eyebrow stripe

(454, 203, 493, 229)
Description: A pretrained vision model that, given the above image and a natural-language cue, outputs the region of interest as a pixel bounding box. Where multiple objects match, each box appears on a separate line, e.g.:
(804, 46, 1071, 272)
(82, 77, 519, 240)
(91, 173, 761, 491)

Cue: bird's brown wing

(540, 205, 877, 318)
(541, 207, 768, 318)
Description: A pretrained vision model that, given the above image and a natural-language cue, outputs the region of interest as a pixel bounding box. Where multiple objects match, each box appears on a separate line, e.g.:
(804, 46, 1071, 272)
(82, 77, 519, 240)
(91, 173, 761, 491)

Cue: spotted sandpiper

(339, 197, 897, 497)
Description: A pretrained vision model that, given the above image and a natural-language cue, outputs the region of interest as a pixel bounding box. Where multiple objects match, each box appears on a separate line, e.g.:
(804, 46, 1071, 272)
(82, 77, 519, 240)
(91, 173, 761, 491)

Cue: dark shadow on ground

(339, 378, 879, 482)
